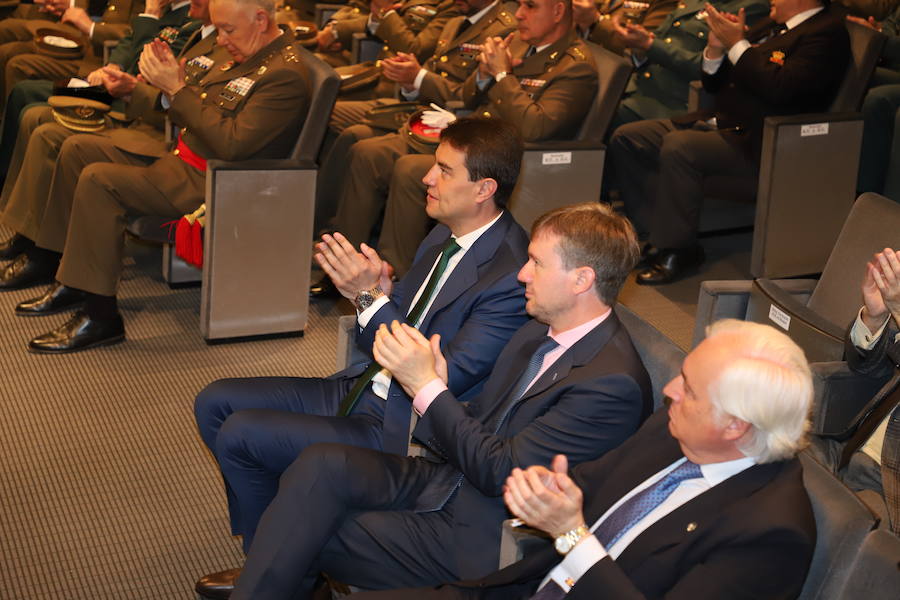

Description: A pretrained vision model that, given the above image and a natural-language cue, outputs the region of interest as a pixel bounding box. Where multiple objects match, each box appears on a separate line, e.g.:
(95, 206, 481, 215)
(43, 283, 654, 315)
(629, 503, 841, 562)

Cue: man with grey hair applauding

(355, 319, 817, 599)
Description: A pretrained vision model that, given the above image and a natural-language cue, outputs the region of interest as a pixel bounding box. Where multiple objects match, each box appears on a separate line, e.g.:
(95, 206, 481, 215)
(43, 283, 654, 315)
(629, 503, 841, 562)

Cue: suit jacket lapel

(614, 461, 783, 573)
(417, 211, 512, 330)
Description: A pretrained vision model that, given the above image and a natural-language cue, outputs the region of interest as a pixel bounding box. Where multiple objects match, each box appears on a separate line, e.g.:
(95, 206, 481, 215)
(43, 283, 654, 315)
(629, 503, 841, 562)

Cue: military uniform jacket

(85, 0, 146, 48)
(167, 32, 311, 162)
(106, 2, 195, 73)
(373, 0, 461, 62)
(622, 0, 769, 120)
(430, 31, 598, 142)
(587, 0, 679, 55)
(416, 1, 517, 101)
(117, 27, 224, 151)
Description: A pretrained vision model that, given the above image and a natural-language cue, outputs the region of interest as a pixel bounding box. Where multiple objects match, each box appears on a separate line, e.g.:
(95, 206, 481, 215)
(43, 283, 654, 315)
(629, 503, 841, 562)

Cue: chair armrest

(753, 278, 843, 340)
(206, 158, 317, 171)
(523, 140, 605, 152)
(763, 112, 862, 129)
(692, 280, 754, 347)
(336, 314, 369, 371)
(499, 519, 551, 569)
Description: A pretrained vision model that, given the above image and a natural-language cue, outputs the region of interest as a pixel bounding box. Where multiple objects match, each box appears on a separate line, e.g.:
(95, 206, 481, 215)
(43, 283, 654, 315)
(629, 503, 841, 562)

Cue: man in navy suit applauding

(193, 116, 529, 573)
(198, 202, 652, 599)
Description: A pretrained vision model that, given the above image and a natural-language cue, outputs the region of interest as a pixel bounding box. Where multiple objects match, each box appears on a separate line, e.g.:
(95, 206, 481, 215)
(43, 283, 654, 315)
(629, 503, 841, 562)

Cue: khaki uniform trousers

(53, 136, 203, 296)
(377, 153, 433, 277)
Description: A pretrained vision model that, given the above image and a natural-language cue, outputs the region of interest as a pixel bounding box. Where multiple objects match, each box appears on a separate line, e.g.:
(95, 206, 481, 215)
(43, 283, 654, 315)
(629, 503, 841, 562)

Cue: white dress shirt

(542, 455, 756, 593)
(357, 212, 504, 400)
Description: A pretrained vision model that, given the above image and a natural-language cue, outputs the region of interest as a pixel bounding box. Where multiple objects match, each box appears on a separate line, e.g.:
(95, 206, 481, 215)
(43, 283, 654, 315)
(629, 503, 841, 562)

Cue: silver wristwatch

(354, 285, 384, 311)
(554, 524, 590, 555)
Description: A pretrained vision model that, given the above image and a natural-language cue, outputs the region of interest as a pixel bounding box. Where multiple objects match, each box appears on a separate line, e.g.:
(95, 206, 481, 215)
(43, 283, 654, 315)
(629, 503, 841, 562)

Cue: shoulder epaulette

(497, 9, 516, 25)
(568, 45, 587, 61)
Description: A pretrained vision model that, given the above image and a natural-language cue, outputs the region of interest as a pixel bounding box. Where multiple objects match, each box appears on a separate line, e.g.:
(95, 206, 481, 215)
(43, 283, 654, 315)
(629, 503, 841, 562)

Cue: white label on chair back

(768, 304, 791, 331)
(542, 152, 572, 165)
(800, 123, 828, 137)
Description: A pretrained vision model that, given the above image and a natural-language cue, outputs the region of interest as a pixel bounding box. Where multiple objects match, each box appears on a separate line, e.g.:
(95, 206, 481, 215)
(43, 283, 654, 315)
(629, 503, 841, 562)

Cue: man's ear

(475, 177, 499, 204)
(573, 266, 596, 294)
(723, 417, 752, 442)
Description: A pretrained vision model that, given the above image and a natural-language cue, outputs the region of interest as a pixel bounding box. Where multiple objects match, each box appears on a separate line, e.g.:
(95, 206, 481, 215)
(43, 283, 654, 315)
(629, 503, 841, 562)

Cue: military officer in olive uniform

(326, 0, 597, 262)
(0, 2, 215, 226)
(0, 0, 311, 355)
(574, 0, 678, 55)
(0, 0, 198, 182)
(312, 0, 517, 238)
(0, 0, 145, 106)
(611, 0, 768, 126)
(315, 0, 459, 75)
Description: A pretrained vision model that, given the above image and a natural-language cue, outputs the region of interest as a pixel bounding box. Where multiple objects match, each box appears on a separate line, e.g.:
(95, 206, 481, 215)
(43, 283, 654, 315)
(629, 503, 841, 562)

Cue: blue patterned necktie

(507, 336, 560, 402)
(529, 460, 703, 599)
(594, 459, 704, 549)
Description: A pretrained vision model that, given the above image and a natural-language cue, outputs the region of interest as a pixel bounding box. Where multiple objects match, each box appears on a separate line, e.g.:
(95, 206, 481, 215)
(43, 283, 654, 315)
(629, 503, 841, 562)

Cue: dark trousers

(193, 376, 386, 550)
(231, 443, 457, 600)
(0, 79, 52, 183)
(857, 83, 900, 196)
(609, 118, 756, 248)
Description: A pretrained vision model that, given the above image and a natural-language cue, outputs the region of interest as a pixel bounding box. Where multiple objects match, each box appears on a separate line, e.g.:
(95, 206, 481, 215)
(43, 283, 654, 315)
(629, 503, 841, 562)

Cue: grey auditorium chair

(129, 47, 341, 342)
(508, 42, 632, 230)
(695, 21, 886, 278)
(834, 527, 900, 597)
(692, 192, 900, 433)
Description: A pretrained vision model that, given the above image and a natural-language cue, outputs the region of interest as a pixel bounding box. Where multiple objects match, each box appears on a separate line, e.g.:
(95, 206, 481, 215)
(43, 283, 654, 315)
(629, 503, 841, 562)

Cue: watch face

(554, 536, 572, 554)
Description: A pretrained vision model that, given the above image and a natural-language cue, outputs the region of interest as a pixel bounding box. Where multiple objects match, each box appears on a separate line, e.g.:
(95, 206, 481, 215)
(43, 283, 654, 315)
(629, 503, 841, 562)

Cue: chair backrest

(807, 193, 900, 329)
(837, 527, 900, 596)
(576, 42, 633, 142)
(829, 21, 886, 112)
(615, 304, 686, 410)
(797, 451, 878, 599)
(291, 45, 341, 164)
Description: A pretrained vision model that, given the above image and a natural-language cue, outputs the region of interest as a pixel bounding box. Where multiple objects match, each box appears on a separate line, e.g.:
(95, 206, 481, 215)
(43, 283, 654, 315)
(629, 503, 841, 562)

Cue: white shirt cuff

(702, 46, 725, 74)
(850, 308, 891, 350)
(728, 39, 751, 65)
(401, 68, 427, 99)
(138, 13, 160, 19)
(89, 22, 95, 38)
(551, 535, 607, 592)
(357, 295, 390, 328)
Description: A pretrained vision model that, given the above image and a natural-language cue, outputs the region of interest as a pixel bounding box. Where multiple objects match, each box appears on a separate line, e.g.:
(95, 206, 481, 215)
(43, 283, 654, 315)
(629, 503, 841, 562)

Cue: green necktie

(336, 238, 462, 417)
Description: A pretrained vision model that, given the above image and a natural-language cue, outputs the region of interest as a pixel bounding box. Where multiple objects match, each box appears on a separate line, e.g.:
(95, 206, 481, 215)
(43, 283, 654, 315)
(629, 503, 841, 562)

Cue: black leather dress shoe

(636, 245, 705, 286)
(0, 254, 56, 290)
(309, 275, 340, 300)
(196, 568, 241, 600)
(28, 310, 125, 354)
(635, 243, 659, 270)
(16, 283, 86, 317)
(0, 234, 32, 261)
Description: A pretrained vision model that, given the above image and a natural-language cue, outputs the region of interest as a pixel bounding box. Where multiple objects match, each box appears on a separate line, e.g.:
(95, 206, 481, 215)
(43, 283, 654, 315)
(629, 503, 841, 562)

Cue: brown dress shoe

(196, 567, 241, 599)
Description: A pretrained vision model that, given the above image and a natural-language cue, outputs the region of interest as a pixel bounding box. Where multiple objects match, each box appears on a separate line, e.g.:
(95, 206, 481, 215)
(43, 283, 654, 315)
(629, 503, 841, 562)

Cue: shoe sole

(27, 333, 126, 355)
(15, 302, 86, 318)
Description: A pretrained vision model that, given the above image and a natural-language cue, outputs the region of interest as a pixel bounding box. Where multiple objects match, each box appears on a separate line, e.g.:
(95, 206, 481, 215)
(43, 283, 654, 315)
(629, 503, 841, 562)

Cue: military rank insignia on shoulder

(569, 46, 586, 61)
(498, 10, 515, 24)
(158, 26, 180, 44)
(282, 45, 300, 62)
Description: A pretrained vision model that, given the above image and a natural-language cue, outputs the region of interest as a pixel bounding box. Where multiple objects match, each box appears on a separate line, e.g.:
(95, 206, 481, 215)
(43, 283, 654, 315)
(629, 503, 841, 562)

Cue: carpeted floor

(0, 226, 753, 599)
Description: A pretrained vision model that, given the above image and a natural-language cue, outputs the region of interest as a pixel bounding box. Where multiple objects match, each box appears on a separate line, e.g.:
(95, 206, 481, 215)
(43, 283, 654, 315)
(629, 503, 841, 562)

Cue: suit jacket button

(644, 71, 651, 78)
(200, 92, 207, 99)
(674, 20, 681, 26)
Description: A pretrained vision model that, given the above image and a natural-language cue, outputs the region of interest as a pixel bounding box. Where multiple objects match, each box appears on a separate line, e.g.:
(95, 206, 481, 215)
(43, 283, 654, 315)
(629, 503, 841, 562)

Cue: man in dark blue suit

(192, 117, 530, 559)
(199, 202, 652, 599)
